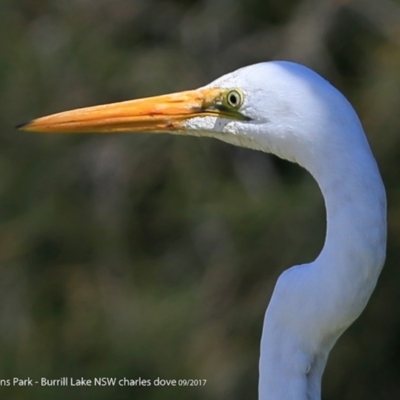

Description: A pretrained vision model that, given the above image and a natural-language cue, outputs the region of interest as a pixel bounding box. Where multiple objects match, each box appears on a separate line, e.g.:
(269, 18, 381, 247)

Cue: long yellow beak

(17, 88, 245, 134)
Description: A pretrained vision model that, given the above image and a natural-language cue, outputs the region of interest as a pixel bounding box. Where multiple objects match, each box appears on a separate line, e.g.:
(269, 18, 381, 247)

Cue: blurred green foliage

(1, 0, 400, 399)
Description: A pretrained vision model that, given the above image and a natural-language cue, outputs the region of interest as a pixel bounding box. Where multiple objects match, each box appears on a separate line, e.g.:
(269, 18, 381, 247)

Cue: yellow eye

(224, 89, 244, 109)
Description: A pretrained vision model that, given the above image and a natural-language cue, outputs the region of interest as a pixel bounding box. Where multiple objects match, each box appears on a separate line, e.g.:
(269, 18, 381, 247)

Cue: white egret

(19, 61, 387, 400)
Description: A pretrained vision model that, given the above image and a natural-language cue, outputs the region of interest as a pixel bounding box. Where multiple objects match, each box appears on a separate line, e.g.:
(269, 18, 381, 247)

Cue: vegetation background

(1, 0, 400, 399)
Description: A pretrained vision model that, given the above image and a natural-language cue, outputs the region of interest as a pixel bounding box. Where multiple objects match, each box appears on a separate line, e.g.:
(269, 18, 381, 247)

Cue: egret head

(196, 62, 365, 166)
(18, 61, 362, 170)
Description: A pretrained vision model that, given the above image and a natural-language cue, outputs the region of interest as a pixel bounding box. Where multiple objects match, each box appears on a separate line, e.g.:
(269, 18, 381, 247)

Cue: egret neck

(259, 121, 386, 400)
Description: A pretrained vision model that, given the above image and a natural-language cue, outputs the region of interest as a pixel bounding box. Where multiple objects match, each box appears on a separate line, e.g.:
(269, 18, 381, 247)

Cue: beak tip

(15, 121, 31, 130)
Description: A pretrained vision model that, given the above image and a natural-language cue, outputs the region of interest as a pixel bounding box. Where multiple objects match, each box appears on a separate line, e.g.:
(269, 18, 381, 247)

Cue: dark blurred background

(1, 0, 400, 399)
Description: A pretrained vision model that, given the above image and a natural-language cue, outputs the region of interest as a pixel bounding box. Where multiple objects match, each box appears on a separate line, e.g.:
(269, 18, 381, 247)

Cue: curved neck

(316, 153, 386, 300)
(259, 141, 386, 400)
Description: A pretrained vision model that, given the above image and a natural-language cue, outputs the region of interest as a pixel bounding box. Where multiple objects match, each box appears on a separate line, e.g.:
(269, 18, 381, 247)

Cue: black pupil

(229, 92, 238, 106)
